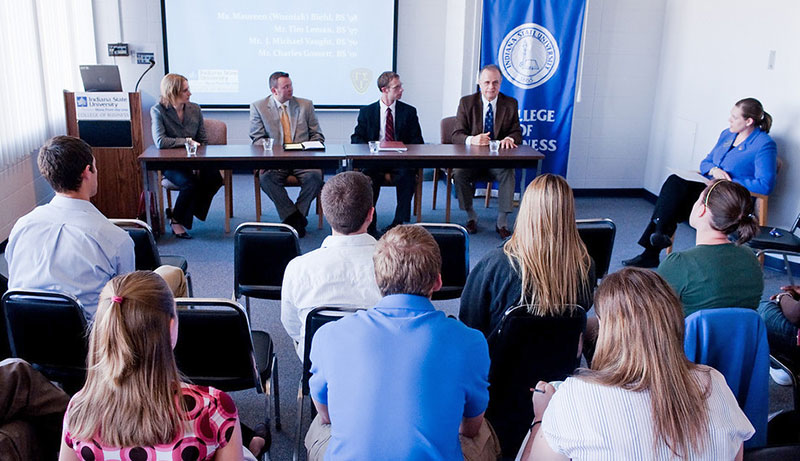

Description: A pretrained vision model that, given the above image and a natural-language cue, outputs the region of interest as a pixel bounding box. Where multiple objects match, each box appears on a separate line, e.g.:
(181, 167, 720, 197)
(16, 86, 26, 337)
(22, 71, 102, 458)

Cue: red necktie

(385, 108, 395, 142)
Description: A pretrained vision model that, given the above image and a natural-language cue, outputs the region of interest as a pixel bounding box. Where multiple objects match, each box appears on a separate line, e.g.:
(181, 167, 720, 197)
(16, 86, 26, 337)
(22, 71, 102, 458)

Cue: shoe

(169, 221, 191, 239)
(251, 422, 271, 456)
(649, 232, 673, 250)
(770, 367, 793, 386)
(283, 211, 307, 238)
(621, 253, 660, 268)
(465, 220, 478, 235)
(496, 226, 512, 239)
(381, 221, 402, 235)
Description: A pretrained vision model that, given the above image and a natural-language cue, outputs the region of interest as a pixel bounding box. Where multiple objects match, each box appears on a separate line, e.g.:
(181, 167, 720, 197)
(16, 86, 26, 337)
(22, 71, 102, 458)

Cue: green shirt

(657, 244, 763, 317)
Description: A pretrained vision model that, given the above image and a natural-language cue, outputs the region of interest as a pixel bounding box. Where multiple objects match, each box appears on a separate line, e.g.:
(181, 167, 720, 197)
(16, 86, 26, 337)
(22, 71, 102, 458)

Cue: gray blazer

(150, 102, 207, 148)
(248, 95, 325, 144)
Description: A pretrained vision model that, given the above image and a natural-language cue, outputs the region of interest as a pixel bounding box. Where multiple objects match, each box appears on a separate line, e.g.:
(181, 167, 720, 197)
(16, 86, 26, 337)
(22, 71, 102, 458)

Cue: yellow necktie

(281, 105, 292, 144)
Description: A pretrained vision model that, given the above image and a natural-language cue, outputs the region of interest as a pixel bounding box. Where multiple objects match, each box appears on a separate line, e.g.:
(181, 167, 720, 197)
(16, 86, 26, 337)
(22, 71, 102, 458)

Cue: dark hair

(321, 171, 373, 234)
(37, 136, 94, 193)
(377, 71, 399, 91)
(702, 179, 759, 244)
(269, 71, 290, 89)
(736, 98, 772, 133)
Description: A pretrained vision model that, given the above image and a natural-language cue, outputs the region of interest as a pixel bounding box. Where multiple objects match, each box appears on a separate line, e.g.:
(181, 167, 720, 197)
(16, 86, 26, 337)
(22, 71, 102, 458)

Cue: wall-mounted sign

(75, 92, 130, 120)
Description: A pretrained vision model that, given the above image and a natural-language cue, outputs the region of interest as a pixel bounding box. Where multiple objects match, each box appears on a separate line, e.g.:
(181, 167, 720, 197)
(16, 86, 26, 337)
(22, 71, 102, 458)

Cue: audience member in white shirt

(280, 171, 382, 359)
(519, 268, 754, 461)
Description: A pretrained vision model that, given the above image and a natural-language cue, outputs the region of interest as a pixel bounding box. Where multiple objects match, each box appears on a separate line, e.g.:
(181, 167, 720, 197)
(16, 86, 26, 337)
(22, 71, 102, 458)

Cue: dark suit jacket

(451, 92, 522, 145)
(351, 100, 424, 144)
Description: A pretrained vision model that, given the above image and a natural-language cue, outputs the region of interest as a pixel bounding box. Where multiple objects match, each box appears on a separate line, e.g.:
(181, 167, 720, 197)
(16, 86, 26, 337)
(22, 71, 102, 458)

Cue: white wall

(645, 0, 800, 227)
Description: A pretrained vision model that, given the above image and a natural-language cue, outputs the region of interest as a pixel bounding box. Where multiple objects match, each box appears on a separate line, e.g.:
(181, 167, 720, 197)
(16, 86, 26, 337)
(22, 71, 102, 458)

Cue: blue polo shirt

(309, 294, 490, 460)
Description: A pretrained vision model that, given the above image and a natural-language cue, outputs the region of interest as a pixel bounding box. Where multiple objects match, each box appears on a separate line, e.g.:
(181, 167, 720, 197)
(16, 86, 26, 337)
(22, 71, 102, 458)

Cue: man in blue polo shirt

(305, 225, 496, 460)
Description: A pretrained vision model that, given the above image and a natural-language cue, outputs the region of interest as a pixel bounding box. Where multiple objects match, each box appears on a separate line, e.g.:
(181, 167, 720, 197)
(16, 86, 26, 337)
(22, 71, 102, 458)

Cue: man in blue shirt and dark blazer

(351, 71, 424, 235)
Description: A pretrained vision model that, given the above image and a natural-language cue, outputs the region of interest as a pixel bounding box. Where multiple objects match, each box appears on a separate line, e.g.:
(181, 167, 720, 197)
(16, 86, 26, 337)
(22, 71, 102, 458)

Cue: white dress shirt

(465, 95, 498, 145)
(280, 232, 382, 359)
(5, 195, 135, 317)
(379, 100, 397, 141)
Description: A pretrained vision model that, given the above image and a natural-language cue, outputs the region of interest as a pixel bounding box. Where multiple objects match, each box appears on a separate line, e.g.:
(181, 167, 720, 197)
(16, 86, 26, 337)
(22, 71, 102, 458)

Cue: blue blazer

(699, 128, 777, 195)
(350, 100, 424, 144)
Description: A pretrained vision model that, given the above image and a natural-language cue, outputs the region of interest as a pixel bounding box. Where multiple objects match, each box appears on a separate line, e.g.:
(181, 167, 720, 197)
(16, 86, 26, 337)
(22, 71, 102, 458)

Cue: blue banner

(481, 0, 586, 178)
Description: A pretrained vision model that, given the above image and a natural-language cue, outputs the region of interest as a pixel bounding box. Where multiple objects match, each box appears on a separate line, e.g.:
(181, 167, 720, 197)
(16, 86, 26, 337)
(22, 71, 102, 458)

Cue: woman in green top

(657, 179, 762, 316)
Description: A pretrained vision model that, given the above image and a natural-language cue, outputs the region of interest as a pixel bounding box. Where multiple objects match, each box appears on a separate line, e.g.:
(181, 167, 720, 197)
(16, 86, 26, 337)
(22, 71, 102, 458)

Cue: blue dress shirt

(309, 294, 490, 460)
(5, 195, 135, 317)
(699, 127, 777, 195)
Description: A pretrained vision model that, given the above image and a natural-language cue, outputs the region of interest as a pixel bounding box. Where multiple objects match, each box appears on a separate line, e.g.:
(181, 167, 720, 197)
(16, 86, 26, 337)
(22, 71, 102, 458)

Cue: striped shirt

(541, 368, 754, 460)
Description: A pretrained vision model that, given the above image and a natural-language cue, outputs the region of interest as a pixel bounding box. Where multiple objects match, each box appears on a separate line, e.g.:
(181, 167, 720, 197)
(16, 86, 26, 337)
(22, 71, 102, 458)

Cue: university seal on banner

(350, 68, 372, 94)
(499, 23, 560, 89)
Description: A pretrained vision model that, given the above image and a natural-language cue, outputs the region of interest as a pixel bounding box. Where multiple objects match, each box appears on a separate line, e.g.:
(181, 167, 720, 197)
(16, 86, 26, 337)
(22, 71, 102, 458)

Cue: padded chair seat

(434, 286, 464, 300)
(161, 255, 188, 273)
(252, 330, 274, 381)
(748, 226, 800, 253)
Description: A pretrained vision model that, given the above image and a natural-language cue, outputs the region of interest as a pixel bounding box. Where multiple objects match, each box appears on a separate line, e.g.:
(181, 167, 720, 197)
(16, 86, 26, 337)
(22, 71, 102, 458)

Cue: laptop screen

(79, 65, 123, 92)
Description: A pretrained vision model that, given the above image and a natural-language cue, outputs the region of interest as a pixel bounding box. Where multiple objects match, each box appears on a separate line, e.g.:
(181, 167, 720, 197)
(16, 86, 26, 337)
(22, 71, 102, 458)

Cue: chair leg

(317, 192, 323, 229)
(223, 170, 232, 233)
(445, 168, 453, 223)
(186, 272, 194, 297)
(432, 168, 439, 210)
(665, 232, 676, 255)
(294, 387, 305, 461)
(245, 297, 251, 319)
(415, 169, 423, 223)
(484, 182, 492, 207)
(157, 171, 166, 235)
(272, 355, 281, 431)
(254, 171, 262, 222)
(785, 255, 795, 286)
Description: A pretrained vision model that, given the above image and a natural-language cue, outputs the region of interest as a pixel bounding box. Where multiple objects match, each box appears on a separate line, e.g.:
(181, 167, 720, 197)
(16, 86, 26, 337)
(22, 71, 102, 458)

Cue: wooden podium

(64, 91, 143, 218)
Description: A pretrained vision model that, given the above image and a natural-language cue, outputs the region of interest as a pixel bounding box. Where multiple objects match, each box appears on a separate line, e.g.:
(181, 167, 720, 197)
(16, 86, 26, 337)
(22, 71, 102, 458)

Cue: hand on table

(470, 132, 491, 146)
(500, 137, 517, 149)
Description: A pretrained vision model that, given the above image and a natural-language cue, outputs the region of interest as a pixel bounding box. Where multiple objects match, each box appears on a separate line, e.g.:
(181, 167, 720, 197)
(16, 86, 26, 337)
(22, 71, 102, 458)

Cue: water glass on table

(368, 141, 380, 154)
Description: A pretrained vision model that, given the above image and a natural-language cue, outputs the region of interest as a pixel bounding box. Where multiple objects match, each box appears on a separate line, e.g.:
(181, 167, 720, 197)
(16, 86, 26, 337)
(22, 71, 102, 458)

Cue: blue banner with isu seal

(481, 0, 586, 178)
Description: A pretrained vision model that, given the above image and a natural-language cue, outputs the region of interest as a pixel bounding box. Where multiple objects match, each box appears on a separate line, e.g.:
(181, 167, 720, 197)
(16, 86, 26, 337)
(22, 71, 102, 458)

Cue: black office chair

(2, 289, 88, 394)
(294, 306, 361, 461)
(747, 212, 800, 284)
(485, 304, 586, 458)
(233, 223, 301, 316)
(414, 223, 469, 300)
(765, 352, 800, 445)
(576, 218, 616, 280)
(172, 297, 280, 456)
(744, 444, 800, 460)
(110, 219, 193, 296)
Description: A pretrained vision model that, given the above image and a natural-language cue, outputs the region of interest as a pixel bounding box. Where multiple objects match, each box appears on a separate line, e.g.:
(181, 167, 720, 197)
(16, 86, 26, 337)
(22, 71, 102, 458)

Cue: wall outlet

(108, 43, 129, 56)
(136, 52, 154, 65)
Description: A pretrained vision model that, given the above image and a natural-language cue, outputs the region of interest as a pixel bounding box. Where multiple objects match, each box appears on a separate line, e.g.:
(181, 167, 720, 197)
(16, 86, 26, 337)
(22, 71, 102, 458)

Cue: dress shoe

(649, 232, 673, 250)
(381, 221, 402, 235)
(496, 226, 512, 239)
(621, 252, 660, 268)
(168, 216, 192, 239)
(283, 211, 307, 238)
(465, 220, 478, 235)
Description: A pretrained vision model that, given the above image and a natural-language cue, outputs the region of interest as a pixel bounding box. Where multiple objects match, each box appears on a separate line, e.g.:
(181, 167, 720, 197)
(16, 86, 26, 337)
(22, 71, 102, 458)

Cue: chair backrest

(233, 223, 301, 300)
(486, 304, 586, 456)
(173, 298, 260, 392)
(684, 307, 769, 448)
(440, 116, 457, 144)
(576, 218, 616, 280)
(744, 444, 800, 461)
(0, 272, 8, 359)
(301, 306, 361, 395)
(203, 119, 227, 145)
(414, 223, 469, 300)
(109, 219, 162, 270)
(2, 289, 88, 390)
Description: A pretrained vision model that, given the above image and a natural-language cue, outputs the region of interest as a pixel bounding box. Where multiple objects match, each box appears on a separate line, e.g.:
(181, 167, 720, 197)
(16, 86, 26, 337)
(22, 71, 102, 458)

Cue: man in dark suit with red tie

(351, 71, 424, 234)
(452, 64, 522, 238)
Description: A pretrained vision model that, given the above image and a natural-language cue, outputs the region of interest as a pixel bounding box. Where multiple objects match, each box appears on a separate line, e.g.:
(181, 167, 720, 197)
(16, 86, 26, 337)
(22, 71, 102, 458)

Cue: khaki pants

(305, 414, 501, 461)
(0, 358, 70, 461)
(154, 265, 188, 298)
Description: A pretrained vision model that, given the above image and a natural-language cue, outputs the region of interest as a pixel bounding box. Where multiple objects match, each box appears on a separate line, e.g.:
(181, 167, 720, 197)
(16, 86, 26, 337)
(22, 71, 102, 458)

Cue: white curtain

(0, 0, 95, 170)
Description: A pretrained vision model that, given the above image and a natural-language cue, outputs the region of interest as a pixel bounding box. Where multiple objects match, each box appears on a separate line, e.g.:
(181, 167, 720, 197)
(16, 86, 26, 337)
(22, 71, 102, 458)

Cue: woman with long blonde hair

(459, 173, 595, 335)
(58, 271, 245, 461)
(521, 268, 753, 460)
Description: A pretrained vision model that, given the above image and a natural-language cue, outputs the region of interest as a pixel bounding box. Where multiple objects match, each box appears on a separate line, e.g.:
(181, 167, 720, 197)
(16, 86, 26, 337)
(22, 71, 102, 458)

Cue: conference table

(139, 143, 544, 230)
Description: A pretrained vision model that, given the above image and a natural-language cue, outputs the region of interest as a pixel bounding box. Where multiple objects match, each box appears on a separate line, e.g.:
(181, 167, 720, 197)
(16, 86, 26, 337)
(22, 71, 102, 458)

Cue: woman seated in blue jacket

(624, 97, 776, 268)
